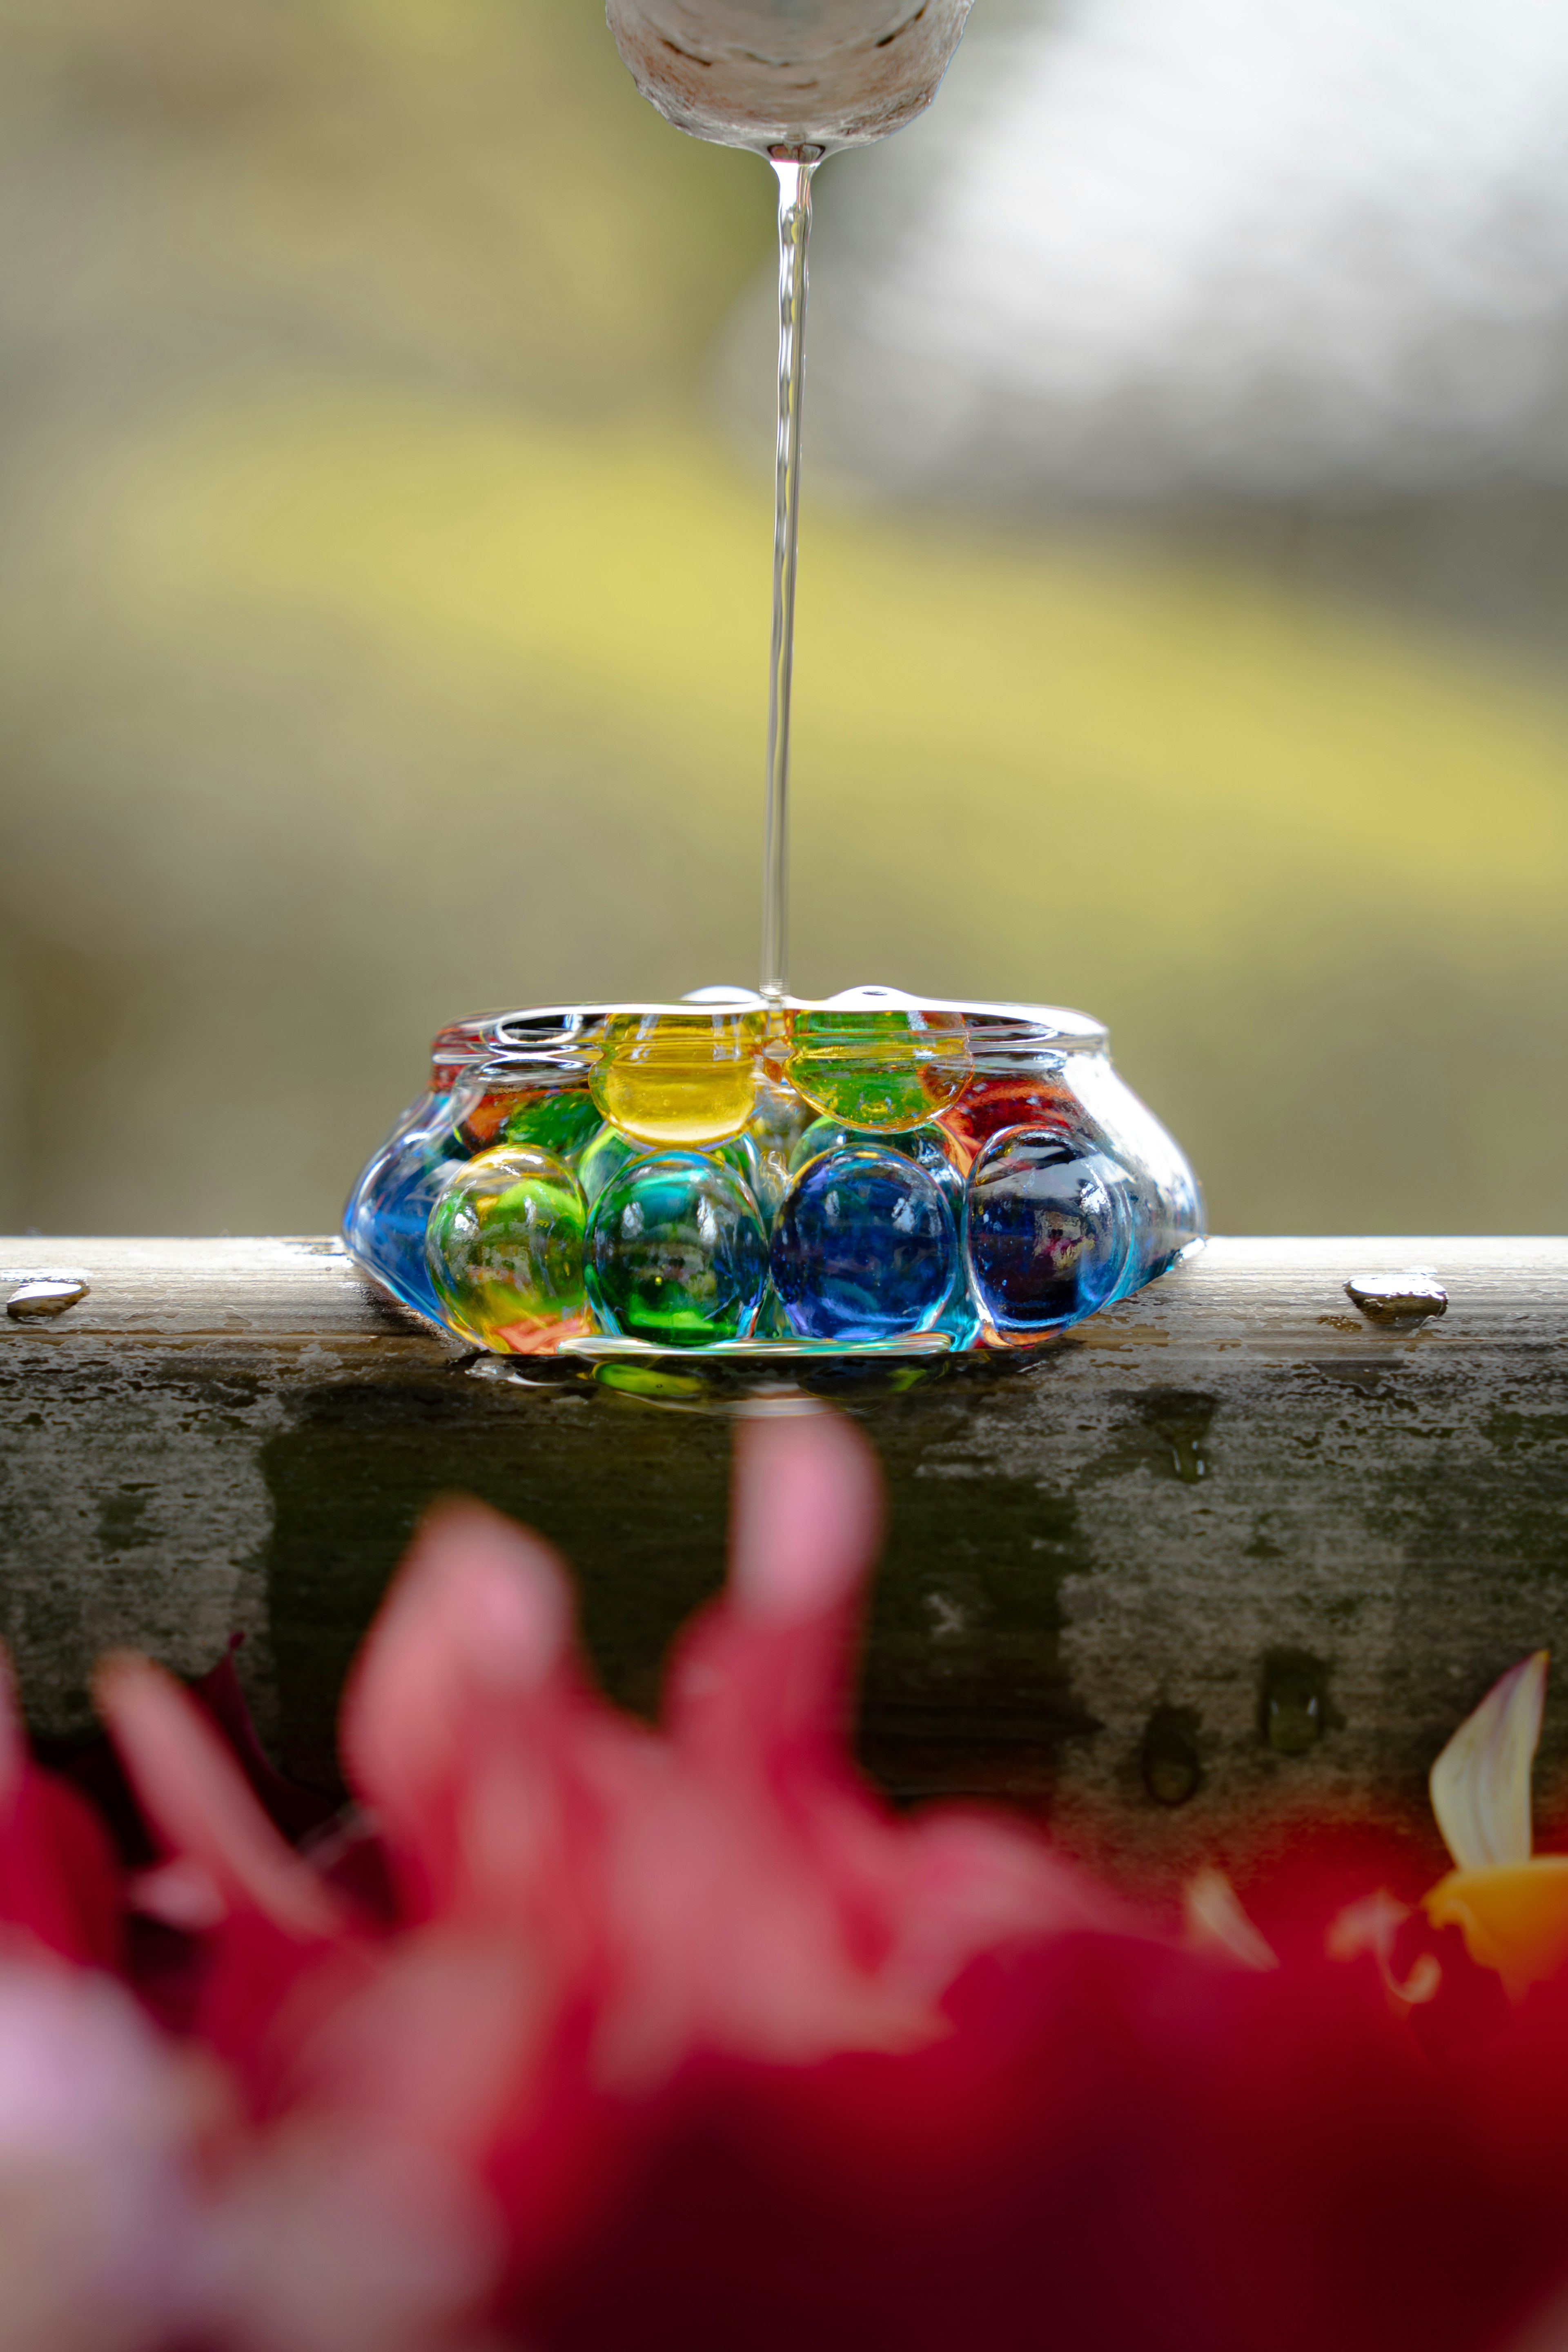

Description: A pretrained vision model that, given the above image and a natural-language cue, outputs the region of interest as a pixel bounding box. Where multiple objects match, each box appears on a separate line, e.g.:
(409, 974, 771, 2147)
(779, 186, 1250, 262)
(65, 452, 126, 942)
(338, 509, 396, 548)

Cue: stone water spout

(606, 0, 973, 153)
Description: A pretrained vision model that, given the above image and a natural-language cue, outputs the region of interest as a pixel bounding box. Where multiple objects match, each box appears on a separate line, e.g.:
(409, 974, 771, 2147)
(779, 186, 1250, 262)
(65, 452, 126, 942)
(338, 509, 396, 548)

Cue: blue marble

(341, 1091, 466, 1325)
(964, 1131, 1133, 1337)
(771, 1145, 959, 1343)
(789, 1124, 972, 1340)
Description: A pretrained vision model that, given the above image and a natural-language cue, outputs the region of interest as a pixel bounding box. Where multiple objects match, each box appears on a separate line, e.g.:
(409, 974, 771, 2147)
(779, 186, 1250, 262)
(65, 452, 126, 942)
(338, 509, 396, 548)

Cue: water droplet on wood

(1345, 1271, 1447, 1321)
(1142, 1709, 1201, 1804)
(1263, 1656, 1327, 1755)
(6, 1278, 89, 1320)
(1139, 1390, 1216, 1483)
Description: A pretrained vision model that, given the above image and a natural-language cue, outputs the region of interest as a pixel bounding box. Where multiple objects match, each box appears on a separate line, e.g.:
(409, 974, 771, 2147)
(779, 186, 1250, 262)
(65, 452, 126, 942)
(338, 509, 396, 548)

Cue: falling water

(760, 148, 820, 1004)
(601, 0, 973, 998)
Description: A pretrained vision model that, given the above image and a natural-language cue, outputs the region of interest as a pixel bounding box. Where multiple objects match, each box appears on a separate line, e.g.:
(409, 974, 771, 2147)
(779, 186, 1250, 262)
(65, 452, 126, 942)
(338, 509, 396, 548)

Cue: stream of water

(760, 148, 820, 1003)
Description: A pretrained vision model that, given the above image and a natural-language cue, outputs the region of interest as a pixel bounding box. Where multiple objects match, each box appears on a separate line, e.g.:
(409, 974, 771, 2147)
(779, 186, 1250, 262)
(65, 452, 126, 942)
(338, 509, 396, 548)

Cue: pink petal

(726, 1408, 884, 1627)
(600, 1411, 1123, 2075)
(0, 1648, 122, 1968)
(192, 1639, 339, 1846)
(202, 2118, 503, 2352)
(340, 1500, 583, 1922)
(98, 1658, 345, 1943)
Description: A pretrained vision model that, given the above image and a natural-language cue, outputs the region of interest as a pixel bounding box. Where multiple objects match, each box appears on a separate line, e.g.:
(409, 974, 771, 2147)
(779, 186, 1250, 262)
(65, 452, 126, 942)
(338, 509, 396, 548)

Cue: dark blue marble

(964, 1130, 1133, 1336)
(771, 1145, 959, 1343)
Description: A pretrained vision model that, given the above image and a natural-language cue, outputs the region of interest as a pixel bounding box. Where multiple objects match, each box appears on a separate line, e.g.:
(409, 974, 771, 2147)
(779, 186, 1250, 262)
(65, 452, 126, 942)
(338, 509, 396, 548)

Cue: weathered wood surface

(2, 1235, 1565, 1884)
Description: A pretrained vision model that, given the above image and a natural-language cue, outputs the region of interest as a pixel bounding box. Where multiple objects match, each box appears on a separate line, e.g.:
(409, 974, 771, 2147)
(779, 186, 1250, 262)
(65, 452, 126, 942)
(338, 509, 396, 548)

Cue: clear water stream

(760, 148, 821, 1002)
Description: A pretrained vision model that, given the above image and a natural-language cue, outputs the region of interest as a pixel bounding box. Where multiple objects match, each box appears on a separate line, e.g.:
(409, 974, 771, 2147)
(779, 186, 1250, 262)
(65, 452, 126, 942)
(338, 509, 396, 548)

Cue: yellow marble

(591, 1012, 763, 1146)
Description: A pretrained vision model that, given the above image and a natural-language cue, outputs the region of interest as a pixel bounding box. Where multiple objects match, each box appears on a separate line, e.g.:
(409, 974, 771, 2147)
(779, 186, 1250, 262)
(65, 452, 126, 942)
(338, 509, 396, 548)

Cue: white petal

(1430, 1650, 1548, 1871)
(1183, 1870, 1278, 1971)
(1326, 1891, 1441, 2007)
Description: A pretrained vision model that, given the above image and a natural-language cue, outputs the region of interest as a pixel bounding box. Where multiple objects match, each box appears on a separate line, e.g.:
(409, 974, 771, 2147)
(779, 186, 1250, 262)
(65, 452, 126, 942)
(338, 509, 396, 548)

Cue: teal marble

(586, 1151, 770, 1347)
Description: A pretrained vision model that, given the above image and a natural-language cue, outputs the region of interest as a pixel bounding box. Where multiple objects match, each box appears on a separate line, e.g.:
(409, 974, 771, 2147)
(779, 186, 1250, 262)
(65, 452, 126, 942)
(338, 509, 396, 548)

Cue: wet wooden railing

(2, 1235, 1565, 1885)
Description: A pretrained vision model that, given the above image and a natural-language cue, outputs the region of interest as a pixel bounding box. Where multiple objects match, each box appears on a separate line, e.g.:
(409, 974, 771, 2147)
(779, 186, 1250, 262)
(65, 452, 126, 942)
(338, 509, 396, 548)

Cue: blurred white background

(803, 0, 1568, 513)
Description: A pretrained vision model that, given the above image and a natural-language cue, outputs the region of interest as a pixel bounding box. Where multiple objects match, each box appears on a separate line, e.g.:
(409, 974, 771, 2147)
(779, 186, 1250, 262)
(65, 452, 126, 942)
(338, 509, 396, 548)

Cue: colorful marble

(938, 1072, 1093, 1165)
(425, 1143, 588, 1353)
(498, 1087, 603, 1160)
(456, 1083, 592, 1159)
(786, 1007, 971, 1131)
(772, 1145, 958, 1342)
(964, 1129, 1132, 1338)
(586, 1151, 770, 1347)
(591, 1013, 762, 1147)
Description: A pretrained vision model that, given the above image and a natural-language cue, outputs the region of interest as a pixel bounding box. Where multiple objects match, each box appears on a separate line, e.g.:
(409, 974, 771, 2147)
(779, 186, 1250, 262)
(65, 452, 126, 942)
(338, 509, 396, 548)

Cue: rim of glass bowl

(429, 987, 1109, 1084)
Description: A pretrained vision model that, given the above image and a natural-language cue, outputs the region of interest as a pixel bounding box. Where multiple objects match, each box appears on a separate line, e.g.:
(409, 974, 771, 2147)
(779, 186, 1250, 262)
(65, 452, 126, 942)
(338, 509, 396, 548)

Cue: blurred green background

(0, 0, 1563, 1236)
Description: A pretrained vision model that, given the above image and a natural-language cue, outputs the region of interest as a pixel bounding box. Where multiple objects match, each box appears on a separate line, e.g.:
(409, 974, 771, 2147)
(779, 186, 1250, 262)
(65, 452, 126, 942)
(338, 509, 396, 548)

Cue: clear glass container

(343, 986, 1202, 1391)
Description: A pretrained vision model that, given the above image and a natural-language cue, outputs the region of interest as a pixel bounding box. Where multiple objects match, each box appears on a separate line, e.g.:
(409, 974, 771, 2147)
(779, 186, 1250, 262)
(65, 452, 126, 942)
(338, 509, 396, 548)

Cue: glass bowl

(343, 984, 1202, 1388)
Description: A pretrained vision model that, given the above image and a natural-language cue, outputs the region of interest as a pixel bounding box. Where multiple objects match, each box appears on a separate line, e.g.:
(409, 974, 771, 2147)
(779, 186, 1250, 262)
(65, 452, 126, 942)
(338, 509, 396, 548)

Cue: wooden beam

(2, 1235, 1565, 1885)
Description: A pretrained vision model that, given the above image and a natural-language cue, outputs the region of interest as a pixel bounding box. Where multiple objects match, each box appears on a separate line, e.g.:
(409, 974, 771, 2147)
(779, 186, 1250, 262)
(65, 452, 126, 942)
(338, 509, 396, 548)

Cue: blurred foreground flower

(2, 1411, 1568, 2350)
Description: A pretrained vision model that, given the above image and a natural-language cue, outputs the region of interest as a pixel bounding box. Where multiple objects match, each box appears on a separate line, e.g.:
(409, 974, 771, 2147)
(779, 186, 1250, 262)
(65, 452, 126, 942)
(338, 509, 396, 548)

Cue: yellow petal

(1423, 1858, 1568, 2001)
(1429, 1651, 1548, 1872)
